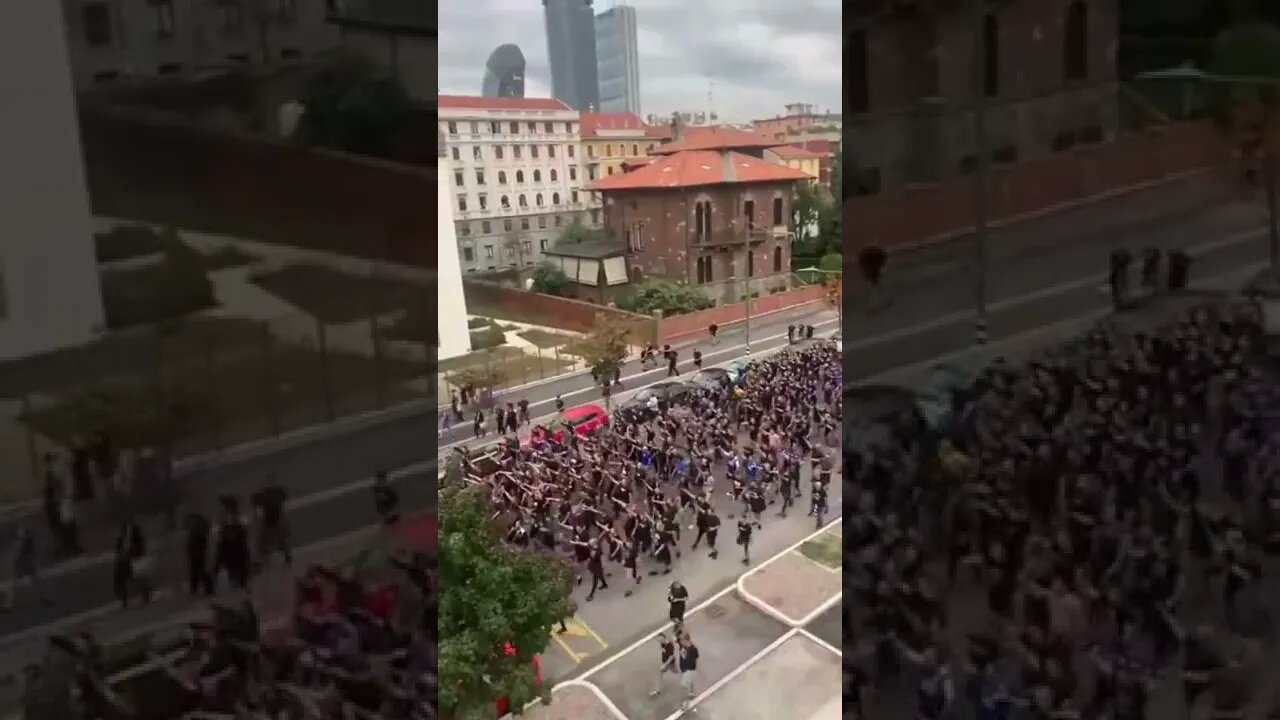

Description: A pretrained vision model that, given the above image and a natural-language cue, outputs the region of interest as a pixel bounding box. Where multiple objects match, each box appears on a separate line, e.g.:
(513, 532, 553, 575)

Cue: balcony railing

(689, 226, 782, 247)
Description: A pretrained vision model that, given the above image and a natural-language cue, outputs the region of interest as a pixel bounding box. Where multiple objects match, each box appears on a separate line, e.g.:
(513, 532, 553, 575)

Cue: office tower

(543, 0, 599, 110)
(595, 4, 639, 114)
(482, 43, 526, 97)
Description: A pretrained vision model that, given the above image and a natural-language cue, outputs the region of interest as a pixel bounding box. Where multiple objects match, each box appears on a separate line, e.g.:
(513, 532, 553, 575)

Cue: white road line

(798, 628, 843, 658)
(661, 628, 803, 720)
(736, 521, 842, 628)
(553, 679, 629, 720)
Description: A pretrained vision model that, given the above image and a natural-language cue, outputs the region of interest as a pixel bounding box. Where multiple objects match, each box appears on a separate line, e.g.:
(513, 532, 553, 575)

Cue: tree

(570, 317, 631, 406)
(501, 232, 529, 271)
(792, 180, 834, 257)
(293, 53, 421, 160)
(831, 147, 844, 201)
(438, 483, 573, 720)
(530, 263, 571, 296)
(555, 217, 604, 247)
(445, 363, 505, 407)
(616, 281, 714, 316)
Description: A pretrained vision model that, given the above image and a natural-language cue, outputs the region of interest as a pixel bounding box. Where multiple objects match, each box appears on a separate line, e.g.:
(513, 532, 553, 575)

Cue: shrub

(102, 243, 215, 329)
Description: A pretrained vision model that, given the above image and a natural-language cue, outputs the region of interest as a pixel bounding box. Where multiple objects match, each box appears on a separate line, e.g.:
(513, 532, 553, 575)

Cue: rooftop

(590, 150, 810, 191)
(542, 239, 629, 259)
(767, 144, 825, 159)
(438, 95, 572, 112)
(651, 126, 778, 155)
(580, 112, 662, 138)
(327, 0, 434, 36)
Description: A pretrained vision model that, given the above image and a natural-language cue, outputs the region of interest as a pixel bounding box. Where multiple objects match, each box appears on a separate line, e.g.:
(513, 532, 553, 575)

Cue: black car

(690, 368, 731, 390)
(620, 381, 699, 414)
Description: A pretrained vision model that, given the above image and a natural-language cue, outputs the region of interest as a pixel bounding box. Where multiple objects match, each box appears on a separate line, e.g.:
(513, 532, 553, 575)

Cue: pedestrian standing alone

(473, 410, 485, 439)
(737, 518, 753, 565)
(213, 497, 251, 591)
(185, 511, 213, 596)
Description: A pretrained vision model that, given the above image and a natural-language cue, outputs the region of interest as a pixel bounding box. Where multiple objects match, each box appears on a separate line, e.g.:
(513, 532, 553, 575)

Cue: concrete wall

(437, 149, 472, 361)
(844, 121, 1230, 254)
(462, 279, 653, 340)
(79, 106, 435, 267)
(0, 0, 105, 361)
(656, 285, 826, 345)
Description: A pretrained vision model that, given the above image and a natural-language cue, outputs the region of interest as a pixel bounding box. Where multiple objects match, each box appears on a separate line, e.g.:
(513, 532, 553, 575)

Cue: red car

(528, 403, 609, 444)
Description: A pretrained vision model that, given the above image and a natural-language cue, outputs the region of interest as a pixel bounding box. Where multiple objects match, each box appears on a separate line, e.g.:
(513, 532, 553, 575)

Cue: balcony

(690, 227, 781, 247)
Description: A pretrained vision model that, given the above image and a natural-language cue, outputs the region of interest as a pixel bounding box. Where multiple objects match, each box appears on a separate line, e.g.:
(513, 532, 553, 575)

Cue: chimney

(670, 111, 682, 141)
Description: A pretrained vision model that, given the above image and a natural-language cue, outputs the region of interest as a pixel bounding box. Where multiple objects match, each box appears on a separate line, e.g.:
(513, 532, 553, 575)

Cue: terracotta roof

(590, 150, 810, 191)
(645, 124, 672, 139)
(767, 144, 824, 159)
(621, 156, 657, 168)
(650, 126, 777, 154)
(579, 112, 652, 137)
(438, 95, 571, 112)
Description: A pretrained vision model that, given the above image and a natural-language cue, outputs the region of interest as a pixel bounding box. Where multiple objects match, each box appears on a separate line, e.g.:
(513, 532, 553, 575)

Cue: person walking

(2, 525, 49, 610)
(666, 347, 680, 377)
(858, 245, 887, 313)
(373, 471, 400, 525)
(185, 511, 213, 596)
(737, 518, 753, 565)
(708, 323, 719, 345)
(667, 581, 689, 626)
(472, 410, 485, 439)
(113, 518, 151, 608)
(253, 481, 291, 571)
(213, 497, 251, 591)
(677, 633, 700, 713)
(517, 398, 530, 426)
(650, 632, 679, 697)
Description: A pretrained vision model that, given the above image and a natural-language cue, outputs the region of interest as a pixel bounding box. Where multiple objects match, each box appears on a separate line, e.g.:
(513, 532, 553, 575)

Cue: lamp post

(1136, 67, 1280, 272)
(972, 0, 991, 345)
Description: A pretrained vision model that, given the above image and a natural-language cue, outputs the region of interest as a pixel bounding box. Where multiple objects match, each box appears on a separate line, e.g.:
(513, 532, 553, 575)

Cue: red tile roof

(650, 126, 777, 154)
(590, 150, 810, 191)
(579, 112, 652, 137)
(767, 144, 824, 159)
(621, 156, 657, 168)
(438, 95, 571, 111)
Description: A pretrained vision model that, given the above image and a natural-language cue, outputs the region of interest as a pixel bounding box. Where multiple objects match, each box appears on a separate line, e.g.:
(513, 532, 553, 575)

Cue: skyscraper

(595, 5, 639, 114)
(543, 0, 599, 110)
(482, 44, 526, 97)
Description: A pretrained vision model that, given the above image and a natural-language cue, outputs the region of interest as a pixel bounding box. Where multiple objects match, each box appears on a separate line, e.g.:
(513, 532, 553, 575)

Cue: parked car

(620, 382, 699, 414)
(530, 403, 609, 444)
(691, 368, 731, 390)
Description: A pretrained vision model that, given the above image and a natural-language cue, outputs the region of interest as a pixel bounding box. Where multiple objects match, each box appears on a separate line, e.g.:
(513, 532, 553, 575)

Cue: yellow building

(579, 112, 669, 224)
(763, 145, 823, 183)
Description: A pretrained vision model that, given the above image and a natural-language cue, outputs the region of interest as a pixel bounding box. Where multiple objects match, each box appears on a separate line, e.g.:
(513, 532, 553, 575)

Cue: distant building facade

(847, 0, 1119, 194)
(328, 0, 436, 102)
(438, 96, 588, 274)
(752, 103, 841, 142)
(482, 44, 525, 98)
(1, 0, 105, 360)
(579, 112, 666, 225)
(437, 131, 472, 361)
(595, 4, 639, 114)
(60, 0, 342, 89)
(543, 0, 599, 111)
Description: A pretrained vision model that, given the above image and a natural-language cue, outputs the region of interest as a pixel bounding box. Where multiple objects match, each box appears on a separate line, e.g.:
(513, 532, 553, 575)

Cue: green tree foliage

(530, 263, 571, 296)
(438, 483, 573, 719)
(555, 216, 605, 246)
(293, 54, 421, 160)
(616, 281, 714, 316)
(818, 253, 843, 273)
(571, 317, 631, 389)
(792, 181, 840, 260)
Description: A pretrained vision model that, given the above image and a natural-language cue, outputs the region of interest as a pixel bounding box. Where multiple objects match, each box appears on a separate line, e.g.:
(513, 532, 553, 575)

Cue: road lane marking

(549, 616, 609, 665)
(798, 628, 842, 657)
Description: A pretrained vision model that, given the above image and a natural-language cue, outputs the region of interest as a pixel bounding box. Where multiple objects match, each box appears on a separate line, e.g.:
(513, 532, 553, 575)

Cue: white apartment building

(59, 0, 341, 89)
(0, 0, 105, 361)
(436, 131, 471, 361)
(438, 96, 589, 274)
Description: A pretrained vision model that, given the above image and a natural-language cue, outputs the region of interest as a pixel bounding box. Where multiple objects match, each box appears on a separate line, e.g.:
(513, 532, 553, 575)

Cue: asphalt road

(1, 187, 1273, 641)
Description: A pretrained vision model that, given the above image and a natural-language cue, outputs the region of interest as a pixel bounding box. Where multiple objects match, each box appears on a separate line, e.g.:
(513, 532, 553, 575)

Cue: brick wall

(843, 121, 1230, 257)
(657, 285, 826, 345)
(79, 107, 435, 268)
(462, 280, 654, 340)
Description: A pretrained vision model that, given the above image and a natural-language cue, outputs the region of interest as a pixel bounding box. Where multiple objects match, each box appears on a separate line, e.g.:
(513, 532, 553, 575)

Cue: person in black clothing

(213, 497, 251, 591)
(788, 324, 796, 344)
(113, 519, 150, 608)
(650, 632, 679, 697)
(677, 634, 700, 711)
(185, 511, 213, 596)
(253, 482, 291, 570)
(693, 349, 703, 369)
(666, 348, 680, 377)
(555, 394, 565, 413)
(581, 539, 608, 601)
(858, 245, 887, 311)
(472, 411, 484, 439)
(372, 471, 399, 525)
(708, 323, 719, 345)
(667, 581, 689, 625)
(737, 518, 753, 565)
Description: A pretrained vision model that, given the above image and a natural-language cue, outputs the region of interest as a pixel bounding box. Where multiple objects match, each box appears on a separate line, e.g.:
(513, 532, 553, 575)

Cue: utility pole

(972, 0, 991, 345)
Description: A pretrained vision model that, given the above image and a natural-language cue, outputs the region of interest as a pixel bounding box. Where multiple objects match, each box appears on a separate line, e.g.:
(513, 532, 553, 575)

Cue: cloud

(438, 0, 841, 123)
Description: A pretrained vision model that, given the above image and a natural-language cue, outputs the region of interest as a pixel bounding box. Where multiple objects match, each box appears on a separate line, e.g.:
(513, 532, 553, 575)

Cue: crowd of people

(843, 299, 1280, 719)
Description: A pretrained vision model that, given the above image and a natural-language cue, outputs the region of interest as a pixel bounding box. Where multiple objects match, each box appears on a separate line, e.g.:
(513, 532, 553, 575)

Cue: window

(531, 146, 539, 159)
(545, 122, 554, 133)
(447, 122, 458, 134)
(604, 145, 613, 158)
(500, 195, 510, 208)
(153, 0, 176, 37)
(470, 122, 478, 134)
(550, 169, 558, 182)
(588, 167, 597, 180)
(494, 146, 503, 160)
(569, 167, 577, 181)
(516, 170, 525, 183)
(772, 197, 784, 225)
(463, 247, 475, 262)
(474, 146, 484, 160)
(748, 251, 755, 277)
(632, 144, 639, 156)
(519, 195, 528, 207)
(457, 195, 468, 212)
(475, 170, 485, 185)
(451, 147, 460, 161)
(506, 246, 516, 259)
(552, 192, 561, 205)
(607, 167, 614, 176)
(533, 170, 541, 183)
(498, 171, 507, 184)
(522, 240, 532, 255)
(503, 219, 513, 231)
(568, 146, 576, 158)
(696, 257, 707, 284)
(849, 28, 869, 113)
(513, 146, 522, 159)
(528, 122, 537, 133)
(485, 246, 495, 259)
(538, 216, 547, 229)
(454, 171, 464, 187)
(571, 191, 580, 204)
(541, 238, 549, 250)
(490, 122, 501, 134)
(536, 193, 544, 206)
(648, 144, 655, 152)
(773, 246, 783, 273)
(509, 122, 519, 133)
(554, 215, 563, 228)
(983, 14, 1000, 97)
(481, 220, 491, 233)
(478, 194, 488, 210)
(1065, 1, 1088, 80)
(460, 223, 471, 237)
(587, 146, 595, 159)
(744, 200, 755, 228)
(521, 218, 530, 230)
(549, 146, 557, 158)
(82, 2, 112, 45)
(565, 122, 575, 133)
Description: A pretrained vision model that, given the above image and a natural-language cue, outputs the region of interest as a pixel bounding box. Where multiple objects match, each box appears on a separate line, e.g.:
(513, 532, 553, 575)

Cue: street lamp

(1136, 66, 1280, 272)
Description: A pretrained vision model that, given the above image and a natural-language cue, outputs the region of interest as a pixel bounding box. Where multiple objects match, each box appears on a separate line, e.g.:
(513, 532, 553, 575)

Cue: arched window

(536, 193, 544, 206)
(518, 194, 528, 207)
(1065, 1, 1088, 81)
(696, 257, 706, 284)
(498, 171, 507, 184)
(552, 192, 561, 205)
(500, 195, 510, 208)
(983, 14, 1000, 97)
(516, 170, 525, 183)
(701, 201, 712, 237)
(694, 203, 705, 236)
(632, 144, 638, 156)
(747, 250, 755, 277)
(773, 246, 782, 273)
(550, 169, 558, 181)
(533, 169, 542, 182)
(705, 256, 713, 283)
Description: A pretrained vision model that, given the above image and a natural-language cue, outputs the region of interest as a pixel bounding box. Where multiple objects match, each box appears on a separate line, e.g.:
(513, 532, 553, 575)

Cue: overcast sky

(438, 0, 841, 123)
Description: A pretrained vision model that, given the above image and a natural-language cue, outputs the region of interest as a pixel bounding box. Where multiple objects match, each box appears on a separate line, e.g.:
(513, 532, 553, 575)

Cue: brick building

(847, 0, 1119, 193)
(590, 148, 809, 304)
